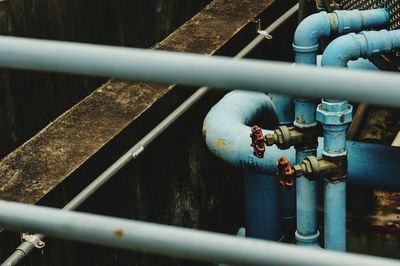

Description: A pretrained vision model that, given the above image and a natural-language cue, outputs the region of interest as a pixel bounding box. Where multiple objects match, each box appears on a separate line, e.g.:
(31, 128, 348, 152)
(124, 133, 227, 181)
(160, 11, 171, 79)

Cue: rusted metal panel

(0, 0, 275, 204)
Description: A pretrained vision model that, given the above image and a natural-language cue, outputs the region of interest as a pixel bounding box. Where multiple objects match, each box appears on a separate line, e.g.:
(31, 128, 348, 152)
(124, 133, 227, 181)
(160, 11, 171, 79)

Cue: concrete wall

(0, 0, 210, 158)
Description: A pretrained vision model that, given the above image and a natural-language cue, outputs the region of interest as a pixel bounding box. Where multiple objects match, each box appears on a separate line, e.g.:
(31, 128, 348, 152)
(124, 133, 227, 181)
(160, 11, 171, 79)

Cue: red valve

(250, 125, 265, 158)
(276, 156, 295, 189)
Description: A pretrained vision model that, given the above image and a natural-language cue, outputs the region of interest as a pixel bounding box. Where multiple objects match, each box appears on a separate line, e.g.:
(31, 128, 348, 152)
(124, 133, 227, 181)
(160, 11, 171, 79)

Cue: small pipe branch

(322, 29, 400, 68)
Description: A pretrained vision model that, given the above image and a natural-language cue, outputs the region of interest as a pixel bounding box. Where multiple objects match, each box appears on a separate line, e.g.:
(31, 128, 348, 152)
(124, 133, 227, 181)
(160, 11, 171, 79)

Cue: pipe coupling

(316, 100, 353, 125)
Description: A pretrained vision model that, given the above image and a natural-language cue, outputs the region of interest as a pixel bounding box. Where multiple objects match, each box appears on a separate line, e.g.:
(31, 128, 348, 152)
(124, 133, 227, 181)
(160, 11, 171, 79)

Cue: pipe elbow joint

(322, 29, 400, 68)
(293, 11, 332, 53)
(202, 90, 277, 169)
(321, 33, 362, 68)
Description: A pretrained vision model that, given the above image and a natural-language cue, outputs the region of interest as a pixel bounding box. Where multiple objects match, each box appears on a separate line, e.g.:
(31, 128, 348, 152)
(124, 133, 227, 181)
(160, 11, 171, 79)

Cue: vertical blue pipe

(293, 98, 319, 246)
(270, 95, 294, 126)
(317, 103, 352, 252)
(270, 90, 295, 242)
(319, 29, 400, 252)
(324, 179, 346, 251)
(271, 95, 295, 242)
(293, 8, 388, 248)
(321, 123, 349, 252)
(244, 172, 283, 241)
(295, 149, 319, 246)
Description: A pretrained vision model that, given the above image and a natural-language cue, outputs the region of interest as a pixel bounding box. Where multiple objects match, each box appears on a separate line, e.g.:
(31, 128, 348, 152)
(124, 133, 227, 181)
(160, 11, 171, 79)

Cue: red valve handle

(250, 125, 265, 158)
(276, 156, 295, 189)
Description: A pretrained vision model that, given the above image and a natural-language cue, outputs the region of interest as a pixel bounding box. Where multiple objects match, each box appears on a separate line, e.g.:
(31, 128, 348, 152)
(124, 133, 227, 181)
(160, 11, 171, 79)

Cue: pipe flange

(292, 43, 320, 53)
(316, 101, 353, 125)
(293, 120, 317, 129)
(295, 230, 320, 244)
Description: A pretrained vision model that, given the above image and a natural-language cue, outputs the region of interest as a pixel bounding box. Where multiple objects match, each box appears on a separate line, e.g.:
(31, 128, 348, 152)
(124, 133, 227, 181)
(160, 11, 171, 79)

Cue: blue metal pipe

(324, 181, 347, 251)
(273, 94, 296, 241)
(203, 90, 282, 240)
(322, 29, 400, 68)
(319, 119, 351, 252)
(203, 91, 400, 191)
(293, 97, 319, 246)
(244, 172, 283, 241)
(293, 8, 389, 65)
(269, 95, 294, 126)
(295, 149, 319, 247)
(292, 9, 388, 246)
(316, 65, 352, 251)
(316, 61, 352, 251)
(319, 29, 400, 252)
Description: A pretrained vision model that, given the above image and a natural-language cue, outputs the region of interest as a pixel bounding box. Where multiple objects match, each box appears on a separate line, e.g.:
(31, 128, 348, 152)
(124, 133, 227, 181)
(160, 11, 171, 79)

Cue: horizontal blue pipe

(0, 36, 399, 106)
(203, 90, 400, 191)
(322, 29, 400, 68)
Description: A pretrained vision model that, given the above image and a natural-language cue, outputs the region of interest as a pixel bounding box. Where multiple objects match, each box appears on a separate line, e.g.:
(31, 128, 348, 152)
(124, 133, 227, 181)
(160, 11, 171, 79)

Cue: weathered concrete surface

(0, 0, 275, 204)
(0, 0, 210, 158)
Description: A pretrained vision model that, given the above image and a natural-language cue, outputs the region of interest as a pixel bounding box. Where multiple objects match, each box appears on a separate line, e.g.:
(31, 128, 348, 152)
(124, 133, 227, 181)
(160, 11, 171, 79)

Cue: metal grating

(388, 0, 400, 29)
(337, 0, 400, 30)
(339, 0, 385, 10)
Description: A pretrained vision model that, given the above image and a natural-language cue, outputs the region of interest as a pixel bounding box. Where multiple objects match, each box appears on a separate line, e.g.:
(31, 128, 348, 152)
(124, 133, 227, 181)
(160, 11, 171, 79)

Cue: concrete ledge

(0, 0, 275, 204)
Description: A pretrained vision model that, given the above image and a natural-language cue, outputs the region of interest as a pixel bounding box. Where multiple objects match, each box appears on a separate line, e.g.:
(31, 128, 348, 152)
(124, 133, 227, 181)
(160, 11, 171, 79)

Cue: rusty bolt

(293, 164, 303, 177)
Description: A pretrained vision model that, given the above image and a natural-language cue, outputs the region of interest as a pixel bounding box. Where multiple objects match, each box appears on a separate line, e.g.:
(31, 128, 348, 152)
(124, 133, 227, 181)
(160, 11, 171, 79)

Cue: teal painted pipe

(320, 29, 400, 252)
(244, 172, 283, 241)
(292, 8, 388, 246)
(293, 8, 389, 65)
(203, 91, 400, 192)
(202, 90, 283, 241)
(322, 29, 400, 68)
(270, 8, 389, 142)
